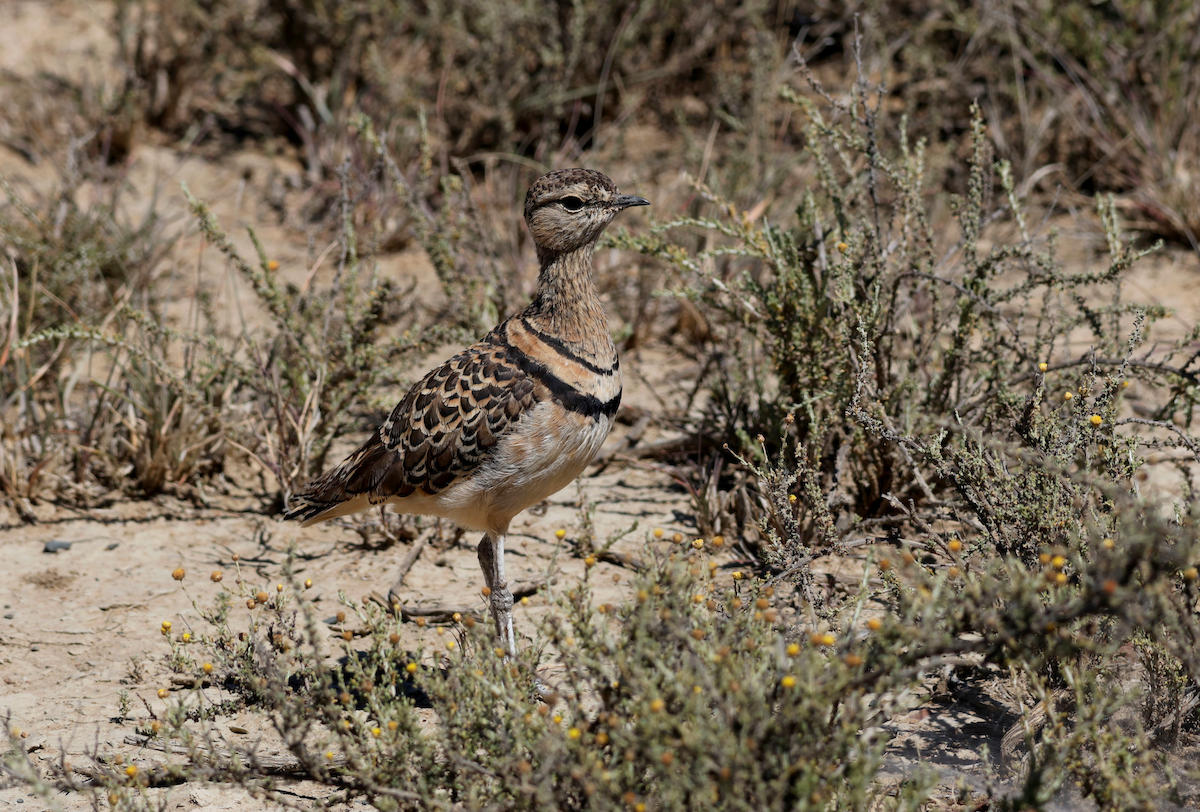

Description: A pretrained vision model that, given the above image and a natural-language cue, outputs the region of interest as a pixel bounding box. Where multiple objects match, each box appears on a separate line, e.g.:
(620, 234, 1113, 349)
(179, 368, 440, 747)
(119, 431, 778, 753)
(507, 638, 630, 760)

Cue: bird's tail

(284, 442, 379, 526)
(283, 483, 371, 526)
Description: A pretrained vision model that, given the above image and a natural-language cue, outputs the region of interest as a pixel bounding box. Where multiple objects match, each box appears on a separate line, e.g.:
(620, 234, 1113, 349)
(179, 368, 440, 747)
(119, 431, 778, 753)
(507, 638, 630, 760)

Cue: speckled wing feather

(286, 335, 536, 524)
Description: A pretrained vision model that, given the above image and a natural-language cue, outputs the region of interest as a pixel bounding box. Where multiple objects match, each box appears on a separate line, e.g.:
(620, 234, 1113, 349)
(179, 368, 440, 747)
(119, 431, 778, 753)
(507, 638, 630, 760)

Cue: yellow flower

(567, 727, 581, 740)
(1063, 392, 1073, 401)
(555, 528, 567, 539)
(653, 528, 664, 538)
(171, 568, 185, 581)
(781, 675, 796, 688)
(1038, 362, 1048, 372)
(406, 662, 418, 673)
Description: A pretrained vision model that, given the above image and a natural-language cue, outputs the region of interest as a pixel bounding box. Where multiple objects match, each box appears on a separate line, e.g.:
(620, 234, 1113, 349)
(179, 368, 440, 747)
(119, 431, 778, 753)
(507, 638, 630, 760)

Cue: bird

(286, 168, 649, 653)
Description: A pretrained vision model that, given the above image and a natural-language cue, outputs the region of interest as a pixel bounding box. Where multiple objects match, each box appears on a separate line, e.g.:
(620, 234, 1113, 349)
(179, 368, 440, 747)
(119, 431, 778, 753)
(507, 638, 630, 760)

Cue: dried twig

(385, 533, 430, 607)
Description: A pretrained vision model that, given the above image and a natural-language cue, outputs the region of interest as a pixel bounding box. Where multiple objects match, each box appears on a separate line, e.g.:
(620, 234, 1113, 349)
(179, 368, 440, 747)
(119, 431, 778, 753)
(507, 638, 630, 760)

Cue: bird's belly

(427, 402, 615, 532)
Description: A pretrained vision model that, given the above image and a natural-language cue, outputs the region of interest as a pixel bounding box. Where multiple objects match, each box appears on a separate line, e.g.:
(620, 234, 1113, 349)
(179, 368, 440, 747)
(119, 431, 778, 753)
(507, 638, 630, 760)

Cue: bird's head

(524, 168, 649, 257)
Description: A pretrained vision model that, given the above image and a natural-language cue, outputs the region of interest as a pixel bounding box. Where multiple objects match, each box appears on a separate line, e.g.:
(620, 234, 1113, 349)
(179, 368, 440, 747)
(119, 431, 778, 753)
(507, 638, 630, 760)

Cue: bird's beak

(614, 195, 651, 209)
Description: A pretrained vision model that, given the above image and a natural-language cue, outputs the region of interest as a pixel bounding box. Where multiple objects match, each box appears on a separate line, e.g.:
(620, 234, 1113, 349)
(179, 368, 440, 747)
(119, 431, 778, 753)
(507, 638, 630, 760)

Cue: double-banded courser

(286, 168, 649, 652)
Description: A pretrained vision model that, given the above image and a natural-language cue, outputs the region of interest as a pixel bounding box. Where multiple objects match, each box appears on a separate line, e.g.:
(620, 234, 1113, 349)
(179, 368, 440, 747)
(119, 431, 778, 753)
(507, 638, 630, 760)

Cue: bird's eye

(559, 197, 585, 212)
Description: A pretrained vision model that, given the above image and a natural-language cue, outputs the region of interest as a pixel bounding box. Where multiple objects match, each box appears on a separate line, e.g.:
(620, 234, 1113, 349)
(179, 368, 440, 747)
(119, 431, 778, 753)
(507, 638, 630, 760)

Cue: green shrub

(609, 68, 1200, 805)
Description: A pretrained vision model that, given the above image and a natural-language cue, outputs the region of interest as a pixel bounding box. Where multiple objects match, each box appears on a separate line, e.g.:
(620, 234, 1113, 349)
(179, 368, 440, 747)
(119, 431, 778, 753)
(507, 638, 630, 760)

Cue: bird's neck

(524, 243, 611, 350)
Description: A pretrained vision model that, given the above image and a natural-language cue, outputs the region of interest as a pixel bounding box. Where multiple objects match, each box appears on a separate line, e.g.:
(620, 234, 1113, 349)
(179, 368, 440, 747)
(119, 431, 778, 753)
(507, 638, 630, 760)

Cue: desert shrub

(112, 0, 793, 167)
(858, 0, 1200, 247)
(0, 138, 448, 514)
(103, 0, 1200, 251)
(0, 152, 177, 513)
(7, 495, 1196, 810)
(5, 544, 937, 811)
(607, 55, 1200, 806)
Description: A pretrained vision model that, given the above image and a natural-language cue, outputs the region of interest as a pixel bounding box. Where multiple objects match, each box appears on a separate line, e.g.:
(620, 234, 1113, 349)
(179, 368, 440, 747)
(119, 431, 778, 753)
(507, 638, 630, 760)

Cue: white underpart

(386, 402, 615, 534)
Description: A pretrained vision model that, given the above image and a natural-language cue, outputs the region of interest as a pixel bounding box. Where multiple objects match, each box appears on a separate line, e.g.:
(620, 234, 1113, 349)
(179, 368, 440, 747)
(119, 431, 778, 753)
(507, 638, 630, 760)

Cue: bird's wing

(285, 334, 537, 524)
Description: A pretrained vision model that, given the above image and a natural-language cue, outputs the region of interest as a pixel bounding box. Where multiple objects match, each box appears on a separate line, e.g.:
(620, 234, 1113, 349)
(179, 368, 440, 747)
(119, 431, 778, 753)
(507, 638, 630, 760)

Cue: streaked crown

(523, 168, 649, 255)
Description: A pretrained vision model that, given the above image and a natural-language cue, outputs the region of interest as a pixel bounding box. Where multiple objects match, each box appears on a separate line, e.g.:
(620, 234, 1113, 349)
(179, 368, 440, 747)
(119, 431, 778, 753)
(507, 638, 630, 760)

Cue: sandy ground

(3, 2, 1200, 810)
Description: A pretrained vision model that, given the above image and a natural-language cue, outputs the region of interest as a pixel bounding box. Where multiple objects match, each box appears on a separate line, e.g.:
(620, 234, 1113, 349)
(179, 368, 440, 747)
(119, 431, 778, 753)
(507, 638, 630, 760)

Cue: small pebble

(43, 540, 72, 553)
(106, 542, 120, 551)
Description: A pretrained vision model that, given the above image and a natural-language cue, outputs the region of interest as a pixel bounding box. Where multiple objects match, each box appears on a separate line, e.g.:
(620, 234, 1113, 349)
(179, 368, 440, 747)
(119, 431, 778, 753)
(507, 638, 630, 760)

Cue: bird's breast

(429, 396, 618, 533)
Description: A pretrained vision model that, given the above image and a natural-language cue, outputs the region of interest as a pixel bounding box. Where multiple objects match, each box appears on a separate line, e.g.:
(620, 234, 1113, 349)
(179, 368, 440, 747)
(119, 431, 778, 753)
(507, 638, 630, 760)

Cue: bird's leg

(477, 531, 515, 654)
